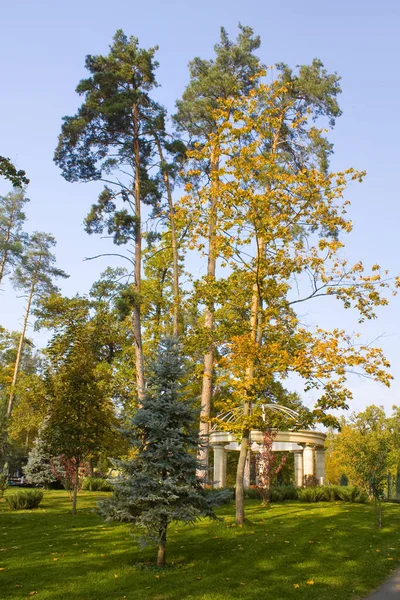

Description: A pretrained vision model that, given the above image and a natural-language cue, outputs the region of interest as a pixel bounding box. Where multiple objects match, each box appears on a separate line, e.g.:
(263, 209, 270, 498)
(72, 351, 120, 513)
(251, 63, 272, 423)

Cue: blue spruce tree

(99, 338, 228, 566)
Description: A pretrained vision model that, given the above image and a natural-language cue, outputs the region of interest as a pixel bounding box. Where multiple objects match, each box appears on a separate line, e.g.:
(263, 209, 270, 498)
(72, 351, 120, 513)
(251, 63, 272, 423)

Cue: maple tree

(181, 65, 397, 523)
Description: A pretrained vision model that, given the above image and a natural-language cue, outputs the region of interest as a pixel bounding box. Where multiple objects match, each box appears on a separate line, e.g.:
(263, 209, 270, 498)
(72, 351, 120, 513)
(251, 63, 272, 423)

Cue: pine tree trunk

(0, 219, 13, 286)
(71, 461, 79, 515)
(132, 103, 145, 404)
(7, 281, 34, 419)
(155, 138, 180, 338)
(157, 519, 168, 567)
(198, 149, 219, 481)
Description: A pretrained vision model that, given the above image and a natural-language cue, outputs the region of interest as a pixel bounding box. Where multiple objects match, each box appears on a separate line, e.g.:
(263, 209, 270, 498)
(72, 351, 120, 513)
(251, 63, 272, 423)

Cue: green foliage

(82, 477, 114, 492)
(0, 189, 29, 284)
(270, 485, 298, 502)
(174, 25, 262, 137)
(6, 489, 43, 510)
(0, 156, 29, 187)
(297, 486, 367, 504)
(99, 338, 227, 564)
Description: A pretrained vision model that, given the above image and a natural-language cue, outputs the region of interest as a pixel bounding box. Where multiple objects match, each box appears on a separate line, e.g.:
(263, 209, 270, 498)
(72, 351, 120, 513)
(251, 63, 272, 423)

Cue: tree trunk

(132, 103, 145, 404)
(235, 239, 264, 524)
(155, 137, 180, 338)
(71, 461, 79, 515)
(7, 281, 34, 419)
(198, 149, 219, 482)
(0, 216, 14, 286)
(235, 114, 283, 522)
(157, 519, 168, 567)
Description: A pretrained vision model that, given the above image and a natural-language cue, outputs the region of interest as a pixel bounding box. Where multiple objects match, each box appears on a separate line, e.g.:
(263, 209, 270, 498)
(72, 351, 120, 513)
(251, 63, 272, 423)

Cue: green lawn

(0, 491, 399, 600)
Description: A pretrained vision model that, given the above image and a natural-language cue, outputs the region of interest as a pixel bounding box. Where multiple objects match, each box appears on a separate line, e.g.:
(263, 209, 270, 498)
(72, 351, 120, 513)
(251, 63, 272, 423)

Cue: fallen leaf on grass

(196, 577, 201, 580)
(307, 580, 315, 585)
(28, 593, 38, 596)
(15, 584, 22, 588)
(114, 574, 118, 578)
(293, 584, 300, 589)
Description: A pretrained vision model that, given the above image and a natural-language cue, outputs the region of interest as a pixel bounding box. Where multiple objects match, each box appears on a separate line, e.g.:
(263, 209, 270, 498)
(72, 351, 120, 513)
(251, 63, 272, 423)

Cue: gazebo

(209, 428, 327, 488)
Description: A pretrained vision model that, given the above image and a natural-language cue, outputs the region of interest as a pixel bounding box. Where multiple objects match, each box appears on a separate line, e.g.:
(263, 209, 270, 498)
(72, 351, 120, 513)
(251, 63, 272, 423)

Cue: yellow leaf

(114, 574, 118, 578)
(307, 580, 315, 585)
(293, 583, 300, 589)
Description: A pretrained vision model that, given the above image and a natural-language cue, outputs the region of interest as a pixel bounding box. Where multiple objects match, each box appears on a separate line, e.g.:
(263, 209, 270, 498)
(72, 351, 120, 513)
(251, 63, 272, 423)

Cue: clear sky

(1, 0, 399, 415)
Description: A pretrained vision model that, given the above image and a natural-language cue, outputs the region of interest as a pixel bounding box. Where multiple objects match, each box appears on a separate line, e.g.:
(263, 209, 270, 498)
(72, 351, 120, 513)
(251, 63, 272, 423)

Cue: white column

(213, 444, 227, 488)
(243, 450, 251, 489)
(293, 450, 304, 487)
(303, 445, 315, 478)
(315, 446, 326, 485)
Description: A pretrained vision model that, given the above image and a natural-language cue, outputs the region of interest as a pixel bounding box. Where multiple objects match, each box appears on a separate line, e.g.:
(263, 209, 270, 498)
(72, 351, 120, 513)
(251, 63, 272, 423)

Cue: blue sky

(1, 0, 399, 414)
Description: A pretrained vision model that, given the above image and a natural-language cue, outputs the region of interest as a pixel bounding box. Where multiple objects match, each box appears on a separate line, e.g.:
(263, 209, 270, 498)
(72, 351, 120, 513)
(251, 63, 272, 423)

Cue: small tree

(256, 430, 286, 505)
(99, 338, 227, 567)
(24, 422, 55, 488)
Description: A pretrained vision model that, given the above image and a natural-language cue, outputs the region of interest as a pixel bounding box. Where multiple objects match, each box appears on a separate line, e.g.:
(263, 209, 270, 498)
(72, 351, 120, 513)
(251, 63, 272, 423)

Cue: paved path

(364, 568, 400, 599)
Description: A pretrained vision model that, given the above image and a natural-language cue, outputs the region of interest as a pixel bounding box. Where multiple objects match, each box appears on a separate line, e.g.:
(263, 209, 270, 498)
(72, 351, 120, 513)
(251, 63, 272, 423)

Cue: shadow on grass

(0, 493, 400, 600)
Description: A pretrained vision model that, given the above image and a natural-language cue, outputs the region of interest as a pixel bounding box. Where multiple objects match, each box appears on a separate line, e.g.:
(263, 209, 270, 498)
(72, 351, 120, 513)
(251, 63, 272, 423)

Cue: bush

(270, 484, 298, 502)
(6, 489, 43, 510)
(82, 477, 114, 492)
(297, 485, 367, 504)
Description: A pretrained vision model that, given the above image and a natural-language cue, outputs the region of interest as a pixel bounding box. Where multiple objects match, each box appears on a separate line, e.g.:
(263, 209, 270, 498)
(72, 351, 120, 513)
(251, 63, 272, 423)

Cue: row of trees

(53, 26, 397, 524)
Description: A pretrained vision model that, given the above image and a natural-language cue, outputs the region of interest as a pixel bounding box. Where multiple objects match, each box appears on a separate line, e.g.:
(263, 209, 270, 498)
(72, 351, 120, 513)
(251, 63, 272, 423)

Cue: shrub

(270, 484, 298, 502)
(82, 477, 114, 492)
(297, 485, 367, 503)
(6, 489, 43, 510)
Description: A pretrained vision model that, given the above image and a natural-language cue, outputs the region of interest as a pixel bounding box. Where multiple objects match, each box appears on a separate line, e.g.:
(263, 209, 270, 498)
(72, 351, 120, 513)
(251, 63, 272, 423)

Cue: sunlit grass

(0, 491, 399, 599)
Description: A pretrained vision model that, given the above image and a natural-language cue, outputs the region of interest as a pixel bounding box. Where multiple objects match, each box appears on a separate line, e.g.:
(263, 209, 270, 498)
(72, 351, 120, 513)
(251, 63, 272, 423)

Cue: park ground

(0, 492, 399, 600)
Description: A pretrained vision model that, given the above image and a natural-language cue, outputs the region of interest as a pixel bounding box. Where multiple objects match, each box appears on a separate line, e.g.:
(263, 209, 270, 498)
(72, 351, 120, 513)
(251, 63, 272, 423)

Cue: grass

(0, 491, 399, 600)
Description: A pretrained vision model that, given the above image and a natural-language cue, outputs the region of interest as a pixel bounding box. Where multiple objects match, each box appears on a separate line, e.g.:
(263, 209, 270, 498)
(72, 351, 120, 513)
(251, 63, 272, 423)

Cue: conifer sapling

(99, 338, 229, 567)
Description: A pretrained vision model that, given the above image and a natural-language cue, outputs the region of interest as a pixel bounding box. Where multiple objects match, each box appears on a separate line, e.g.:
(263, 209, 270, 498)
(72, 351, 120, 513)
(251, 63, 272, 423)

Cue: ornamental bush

(6, 489, 43, 510)
(82, 477, 114, 492)
(297, 485, 367, 503)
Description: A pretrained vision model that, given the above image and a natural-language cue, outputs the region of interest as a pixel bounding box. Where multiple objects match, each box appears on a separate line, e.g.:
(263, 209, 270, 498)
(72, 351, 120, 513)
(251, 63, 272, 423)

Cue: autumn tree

(0, 189, 29, 286)
(174, 24, 262, 476)
(39, 295, 121, 514)
(181, 64, 396, 523)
